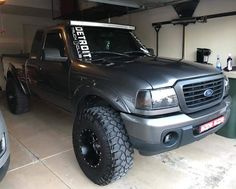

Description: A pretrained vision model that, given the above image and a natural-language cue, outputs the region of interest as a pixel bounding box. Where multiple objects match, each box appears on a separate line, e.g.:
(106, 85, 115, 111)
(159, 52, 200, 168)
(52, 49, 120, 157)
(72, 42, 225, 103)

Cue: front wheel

(73, 106, 134, 185)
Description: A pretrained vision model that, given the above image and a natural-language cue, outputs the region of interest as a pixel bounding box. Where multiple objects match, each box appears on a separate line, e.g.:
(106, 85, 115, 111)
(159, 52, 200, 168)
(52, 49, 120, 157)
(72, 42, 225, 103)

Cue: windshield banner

(71, 26, 92, 61)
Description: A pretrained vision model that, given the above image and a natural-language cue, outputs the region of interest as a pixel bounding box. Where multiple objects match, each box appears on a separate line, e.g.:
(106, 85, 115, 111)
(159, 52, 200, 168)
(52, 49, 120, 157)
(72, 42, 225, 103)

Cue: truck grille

(183, 78, 224, 109)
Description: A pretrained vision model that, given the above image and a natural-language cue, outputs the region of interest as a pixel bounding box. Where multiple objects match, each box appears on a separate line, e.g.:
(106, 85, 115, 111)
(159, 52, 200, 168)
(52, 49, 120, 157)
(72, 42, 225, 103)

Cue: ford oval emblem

(204, 89, 214, 97)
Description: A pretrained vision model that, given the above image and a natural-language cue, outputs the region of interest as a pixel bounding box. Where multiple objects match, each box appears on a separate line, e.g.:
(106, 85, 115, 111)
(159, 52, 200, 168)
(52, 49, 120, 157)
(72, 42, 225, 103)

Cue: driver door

(38, 30, 71, 110)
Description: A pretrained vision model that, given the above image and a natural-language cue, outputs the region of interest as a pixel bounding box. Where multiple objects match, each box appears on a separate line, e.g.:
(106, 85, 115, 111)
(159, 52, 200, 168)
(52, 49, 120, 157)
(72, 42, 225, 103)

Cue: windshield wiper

(124, 51, 149, 56)
(91, 51, 130, 62)
(91, 51, 129, 57)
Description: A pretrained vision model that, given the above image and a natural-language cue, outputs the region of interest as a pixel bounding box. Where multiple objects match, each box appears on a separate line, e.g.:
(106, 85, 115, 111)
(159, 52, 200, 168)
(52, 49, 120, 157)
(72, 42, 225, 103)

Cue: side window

(44, 31, 68, 61)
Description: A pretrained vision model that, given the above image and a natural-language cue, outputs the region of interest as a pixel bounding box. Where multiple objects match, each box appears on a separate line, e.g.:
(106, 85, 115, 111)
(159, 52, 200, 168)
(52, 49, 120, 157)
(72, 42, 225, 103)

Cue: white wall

(0, 14, 58, 54)
(111, 0, 236, 67)
(0, 13, 58, 90)
(111, 6, 180, 58)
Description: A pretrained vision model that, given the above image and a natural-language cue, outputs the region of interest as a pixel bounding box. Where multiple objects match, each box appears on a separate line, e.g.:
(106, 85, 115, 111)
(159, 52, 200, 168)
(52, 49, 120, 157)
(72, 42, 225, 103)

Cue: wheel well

(77, 95, 113, 117)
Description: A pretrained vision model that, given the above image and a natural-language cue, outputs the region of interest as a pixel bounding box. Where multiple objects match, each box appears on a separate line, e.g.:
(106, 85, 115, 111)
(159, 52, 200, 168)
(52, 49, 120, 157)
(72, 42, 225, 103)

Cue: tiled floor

(0, 92, 236, 189)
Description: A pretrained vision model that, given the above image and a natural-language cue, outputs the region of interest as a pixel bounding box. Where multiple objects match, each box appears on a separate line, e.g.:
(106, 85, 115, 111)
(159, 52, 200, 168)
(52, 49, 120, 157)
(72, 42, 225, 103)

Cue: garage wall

(0, 14, 57, 54)
(6, 0, 55, 10)
(111, 0, 236, 67)
(0, 14, 57, 90)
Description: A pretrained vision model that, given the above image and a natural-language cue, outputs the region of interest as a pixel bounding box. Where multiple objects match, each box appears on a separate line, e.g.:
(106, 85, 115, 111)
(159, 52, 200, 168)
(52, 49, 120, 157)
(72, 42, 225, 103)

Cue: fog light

(163, 132, 178, 146)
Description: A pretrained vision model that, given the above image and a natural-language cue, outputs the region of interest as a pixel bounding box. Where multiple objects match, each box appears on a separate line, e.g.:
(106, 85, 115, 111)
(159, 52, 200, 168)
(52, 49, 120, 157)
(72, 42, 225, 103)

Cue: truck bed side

(2, 54, 29, 92)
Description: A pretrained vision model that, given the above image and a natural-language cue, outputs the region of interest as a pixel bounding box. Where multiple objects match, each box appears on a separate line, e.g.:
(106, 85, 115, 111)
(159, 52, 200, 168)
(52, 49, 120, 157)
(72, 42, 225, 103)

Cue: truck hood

(95, 56, 223, 89)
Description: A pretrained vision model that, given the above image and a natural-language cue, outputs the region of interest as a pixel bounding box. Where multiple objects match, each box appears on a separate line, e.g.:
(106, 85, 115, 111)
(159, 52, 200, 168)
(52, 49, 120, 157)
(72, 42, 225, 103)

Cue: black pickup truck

(2, 21, 231, 185)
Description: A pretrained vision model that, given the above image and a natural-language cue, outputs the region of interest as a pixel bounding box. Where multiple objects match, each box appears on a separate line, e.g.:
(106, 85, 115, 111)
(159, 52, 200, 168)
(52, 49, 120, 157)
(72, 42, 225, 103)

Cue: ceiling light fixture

(0, 0, 6, 6)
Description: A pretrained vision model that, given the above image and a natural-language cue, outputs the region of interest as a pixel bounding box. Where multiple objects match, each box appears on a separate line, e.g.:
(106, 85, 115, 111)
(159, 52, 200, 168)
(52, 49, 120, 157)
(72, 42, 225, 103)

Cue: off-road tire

(73, 106, 134, 185)
(6, 78, 29, 114)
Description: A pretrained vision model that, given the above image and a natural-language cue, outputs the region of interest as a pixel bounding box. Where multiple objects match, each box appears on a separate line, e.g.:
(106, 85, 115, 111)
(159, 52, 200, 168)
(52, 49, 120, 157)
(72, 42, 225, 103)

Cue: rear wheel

(6, 78, 29, 114)
(73, 106, 134, 185)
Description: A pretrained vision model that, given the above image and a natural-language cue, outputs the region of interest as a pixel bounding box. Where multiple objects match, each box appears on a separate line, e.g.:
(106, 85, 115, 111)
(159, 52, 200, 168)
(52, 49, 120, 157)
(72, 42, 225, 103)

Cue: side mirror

(147, 48, 155, 56)
(43, 48, 68, 62)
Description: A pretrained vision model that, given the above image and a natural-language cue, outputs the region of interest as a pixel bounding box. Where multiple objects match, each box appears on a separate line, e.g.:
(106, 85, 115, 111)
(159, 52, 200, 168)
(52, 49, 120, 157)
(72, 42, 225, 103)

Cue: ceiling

(0, 0, 59, 18)
(0, 0, 191, 19)
(87, 0, 190, 9)
(55, 0, 191, 20)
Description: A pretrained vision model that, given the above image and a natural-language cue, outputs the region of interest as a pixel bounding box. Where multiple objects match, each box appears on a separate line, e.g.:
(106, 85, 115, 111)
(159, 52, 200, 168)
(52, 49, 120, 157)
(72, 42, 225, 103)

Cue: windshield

(69, 26, 150, 61)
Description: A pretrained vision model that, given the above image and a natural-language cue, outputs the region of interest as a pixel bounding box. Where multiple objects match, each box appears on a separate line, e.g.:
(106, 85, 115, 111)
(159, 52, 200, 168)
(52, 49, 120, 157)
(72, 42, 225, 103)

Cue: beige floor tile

(217, 164, 236, 189)
(172, 134, 236, 161)
(43, 141, 236, 189)
(2, 98, 73, 139)
(1, 95, 73, 159)
(43, 150, 99, 189)
(19, 128, 72, 159)
(6, 116, 50, 141)
(29, 98, 73, 137)
(4, 110, 71, 145)
(8, 135, 38, 170)
(42, 150, 192, 189)
(0, 162, 69, 189)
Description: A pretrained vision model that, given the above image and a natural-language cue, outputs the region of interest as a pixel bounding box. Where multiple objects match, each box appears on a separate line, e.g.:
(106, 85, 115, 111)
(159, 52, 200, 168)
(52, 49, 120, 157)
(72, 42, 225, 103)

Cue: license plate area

(194, 116, 225, 135)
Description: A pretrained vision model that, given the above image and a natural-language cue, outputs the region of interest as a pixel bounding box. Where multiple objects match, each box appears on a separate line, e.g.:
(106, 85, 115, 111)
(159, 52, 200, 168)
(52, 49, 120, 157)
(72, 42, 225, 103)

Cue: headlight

(0, 133, 6, 157)
(136, 88, 179, 110)
(224, 76, 230, 96)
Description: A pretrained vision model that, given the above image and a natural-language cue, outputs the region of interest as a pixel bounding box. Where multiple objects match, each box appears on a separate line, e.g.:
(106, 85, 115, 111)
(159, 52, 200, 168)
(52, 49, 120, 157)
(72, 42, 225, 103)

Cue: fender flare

(72, 84, 131, 114)
(6, 64, 29, 95)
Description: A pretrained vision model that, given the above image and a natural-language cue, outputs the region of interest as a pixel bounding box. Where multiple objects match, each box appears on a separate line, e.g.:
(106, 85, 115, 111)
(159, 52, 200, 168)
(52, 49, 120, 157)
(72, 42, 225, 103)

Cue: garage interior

(0, 0, 236, 189)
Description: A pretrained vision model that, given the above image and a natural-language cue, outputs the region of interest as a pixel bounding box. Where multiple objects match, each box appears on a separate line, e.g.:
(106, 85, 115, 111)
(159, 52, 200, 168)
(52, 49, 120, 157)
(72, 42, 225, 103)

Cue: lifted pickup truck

(2, 21, 231, 185)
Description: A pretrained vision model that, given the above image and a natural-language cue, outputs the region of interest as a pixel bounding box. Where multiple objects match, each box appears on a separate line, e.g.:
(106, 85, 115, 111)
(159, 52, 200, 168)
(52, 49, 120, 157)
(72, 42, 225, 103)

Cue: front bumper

(121, 96, 232, 156)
